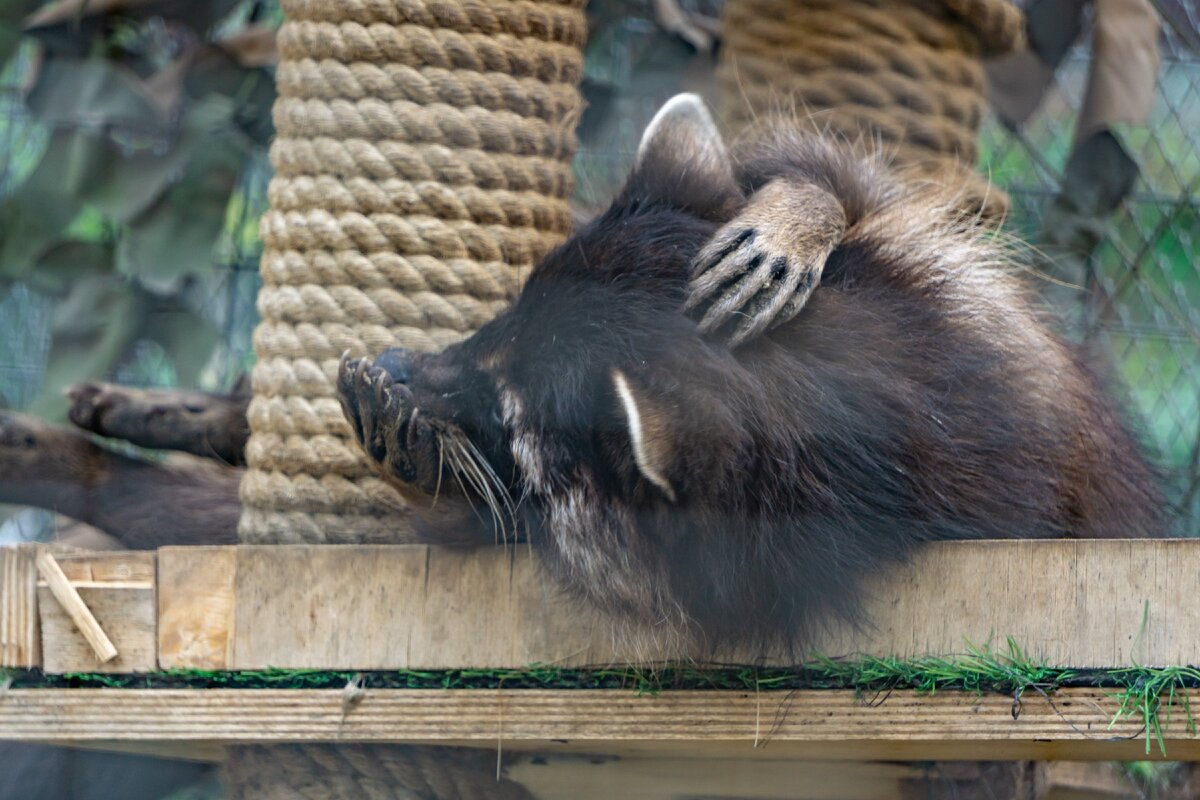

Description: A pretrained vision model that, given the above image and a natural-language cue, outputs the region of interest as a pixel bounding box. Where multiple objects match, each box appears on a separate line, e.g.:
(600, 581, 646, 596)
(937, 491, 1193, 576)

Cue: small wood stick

(34, 549, 119, 664)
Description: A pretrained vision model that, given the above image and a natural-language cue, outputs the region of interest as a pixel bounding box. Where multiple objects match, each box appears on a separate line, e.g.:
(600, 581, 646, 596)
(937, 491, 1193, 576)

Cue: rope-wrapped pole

(716, 0, 1023, 220)
(241, 0, 586, 544)
(231, 0, 584, 795)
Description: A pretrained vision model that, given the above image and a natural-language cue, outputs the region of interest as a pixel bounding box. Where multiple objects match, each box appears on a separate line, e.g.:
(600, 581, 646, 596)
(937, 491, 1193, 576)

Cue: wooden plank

(505, 755, 913, 800)
(55, 550, 155, 584)
(0, 544, 39, 668)
(36, 550, 119, 663)
(1042, 762, 1136, 799)
(158, 547, 235, 670)
(0, 688, 1196, 761)
(36, 551, 156, 674)
(152, 540, 1200, 671)
(221, 545, 614, 670)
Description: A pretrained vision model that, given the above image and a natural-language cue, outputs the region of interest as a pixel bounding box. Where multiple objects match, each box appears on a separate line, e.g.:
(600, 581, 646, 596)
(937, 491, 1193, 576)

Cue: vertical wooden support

(0, 544, 40, 668)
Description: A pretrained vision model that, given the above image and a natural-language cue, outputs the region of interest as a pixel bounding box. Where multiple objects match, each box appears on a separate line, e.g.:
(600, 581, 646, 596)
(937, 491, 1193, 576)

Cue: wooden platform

(2, 685, 1197, 762)
(2, 540, 1198, 672)
(3, 540, 1200, 768)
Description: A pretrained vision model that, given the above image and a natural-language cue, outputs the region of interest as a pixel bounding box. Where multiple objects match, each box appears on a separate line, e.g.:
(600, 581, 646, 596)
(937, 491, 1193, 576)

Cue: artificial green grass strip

(5, 639, 1198, 755)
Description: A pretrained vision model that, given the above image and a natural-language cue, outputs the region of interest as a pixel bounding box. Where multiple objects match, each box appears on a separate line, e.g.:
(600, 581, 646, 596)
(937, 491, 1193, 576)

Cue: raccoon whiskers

(442, 439, 493, 536)
(441, 432, 517, 544)
(464, 436, 517, 525)
(432, 431, 445, 509)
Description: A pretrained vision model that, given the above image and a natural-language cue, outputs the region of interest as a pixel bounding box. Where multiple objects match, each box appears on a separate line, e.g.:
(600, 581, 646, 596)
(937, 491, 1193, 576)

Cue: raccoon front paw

(336, 352, 419, 484)
(684, 180, 846, 348)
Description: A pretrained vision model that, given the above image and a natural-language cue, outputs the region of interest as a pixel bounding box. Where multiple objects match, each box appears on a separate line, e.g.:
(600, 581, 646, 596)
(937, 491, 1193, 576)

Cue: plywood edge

(0, 687, 1196, 761)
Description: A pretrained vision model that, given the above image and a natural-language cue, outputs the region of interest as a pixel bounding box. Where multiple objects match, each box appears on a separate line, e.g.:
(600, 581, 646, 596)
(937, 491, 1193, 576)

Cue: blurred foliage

(0, 0, 277, 418)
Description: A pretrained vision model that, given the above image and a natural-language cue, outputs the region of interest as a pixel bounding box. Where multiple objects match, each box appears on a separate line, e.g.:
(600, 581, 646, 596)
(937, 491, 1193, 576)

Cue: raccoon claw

(336, 352, 418, 482)
(685, 228, 821, 348)
(336, 353, 365, 443)
(685, 179, 846, 348)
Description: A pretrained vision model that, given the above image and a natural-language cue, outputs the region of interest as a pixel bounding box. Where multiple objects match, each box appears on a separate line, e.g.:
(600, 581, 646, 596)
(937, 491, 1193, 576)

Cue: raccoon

(337, 94, 1162, 653)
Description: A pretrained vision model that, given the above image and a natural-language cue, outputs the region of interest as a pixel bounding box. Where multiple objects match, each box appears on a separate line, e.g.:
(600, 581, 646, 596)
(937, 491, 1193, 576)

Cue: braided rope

(717, 0, 1021, 219)
(225, 744, 537, 799)
(241, 0, 585, 544)
(277, 22, 583, 82)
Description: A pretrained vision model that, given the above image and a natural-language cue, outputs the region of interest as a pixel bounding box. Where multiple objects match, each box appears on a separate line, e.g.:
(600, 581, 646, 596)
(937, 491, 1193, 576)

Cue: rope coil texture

(240, 0, 585, 544)
(224, 744, 536, 800)
(716, 0, 1023, 219)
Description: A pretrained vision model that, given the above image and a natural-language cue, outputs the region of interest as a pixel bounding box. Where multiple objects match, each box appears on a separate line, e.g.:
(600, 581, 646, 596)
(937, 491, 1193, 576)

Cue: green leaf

(25, 0, 243, 38)
(116, 100, 245, 290)
(28, 57, 169, 135)
(115, 150, 241, 290)
(142, 303, 219, 386)
(186, 44, 276, 146)
(30, 274, 144, 421)
(13, 125, 195, 225)
(0, 0, 40, 65)
(0, 189, 79, 281)
(25, 240, 114, 297)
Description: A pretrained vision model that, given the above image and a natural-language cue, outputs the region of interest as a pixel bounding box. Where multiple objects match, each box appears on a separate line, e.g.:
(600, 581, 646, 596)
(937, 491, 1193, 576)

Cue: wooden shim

(0, 687, 1196, 761)
(37, 551, 156, 673)
(0, 544, 39, 668)
(152, 539, 1200, 671)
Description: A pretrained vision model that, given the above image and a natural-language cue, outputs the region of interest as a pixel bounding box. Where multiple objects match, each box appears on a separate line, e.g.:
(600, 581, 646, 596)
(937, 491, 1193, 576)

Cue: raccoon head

(337, 95, 745, 546)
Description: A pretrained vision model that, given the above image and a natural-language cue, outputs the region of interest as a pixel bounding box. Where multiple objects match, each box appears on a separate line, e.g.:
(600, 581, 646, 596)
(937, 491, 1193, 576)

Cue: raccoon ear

(623, 93, 741, 220)
(611, 368, 678, 503)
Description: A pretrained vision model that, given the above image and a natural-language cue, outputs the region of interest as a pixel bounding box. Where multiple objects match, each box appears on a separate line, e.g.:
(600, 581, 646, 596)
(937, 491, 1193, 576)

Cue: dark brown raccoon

(337, 95, 1162, 653)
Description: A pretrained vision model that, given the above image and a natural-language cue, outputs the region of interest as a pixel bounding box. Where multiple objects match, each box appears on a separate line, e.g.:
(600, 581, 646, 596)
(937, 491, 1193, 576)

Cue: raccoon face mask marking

(337, 95, 1162, 653)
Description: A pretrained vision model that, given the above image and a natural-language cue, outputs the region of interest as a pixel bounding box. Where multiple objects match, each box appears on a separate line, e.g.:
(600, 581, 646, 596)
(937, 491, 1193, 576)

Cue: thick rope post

(233, 0, 584, 795)
(241, 0, 586, 544)
(716, 0, 1023, 219)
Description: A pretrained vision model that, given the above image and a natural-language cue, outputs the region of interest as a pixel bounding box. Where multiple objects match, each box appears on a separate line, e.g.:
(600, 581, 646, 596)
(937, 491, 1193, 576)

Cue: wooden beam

(0, 544, 39, 668)
(159, 539, 1200, 671)
(0, 687, 1195, 761)
(5, 540, 1200, 672)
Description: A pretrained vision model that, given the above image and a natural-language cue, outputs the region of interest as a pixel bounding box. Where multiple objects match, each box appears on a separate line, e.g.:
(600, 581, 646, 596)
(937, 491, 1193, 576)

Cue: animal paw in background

(685, 179, 847, 348)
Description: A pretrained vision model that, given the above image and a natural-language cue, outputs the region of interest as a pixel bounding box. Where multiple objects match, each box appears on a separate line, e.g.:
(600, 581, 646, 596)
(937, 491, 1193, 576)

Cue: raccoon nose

(374, 348, 413, 384)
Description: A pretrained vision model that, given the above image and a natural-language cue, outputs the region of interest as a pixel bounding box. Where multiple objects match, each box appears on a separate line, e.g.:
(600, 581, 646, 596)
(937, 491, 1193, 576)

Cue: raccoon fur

(337, 94, 1162, 654)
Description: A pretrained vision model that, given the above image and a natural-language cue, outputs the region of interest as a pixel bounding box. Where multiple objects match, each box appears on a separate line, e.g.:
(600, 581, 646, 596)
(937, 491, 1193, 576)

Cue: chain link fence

(978, 9, 1200, 531)
(1, 1, 1197, 534)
